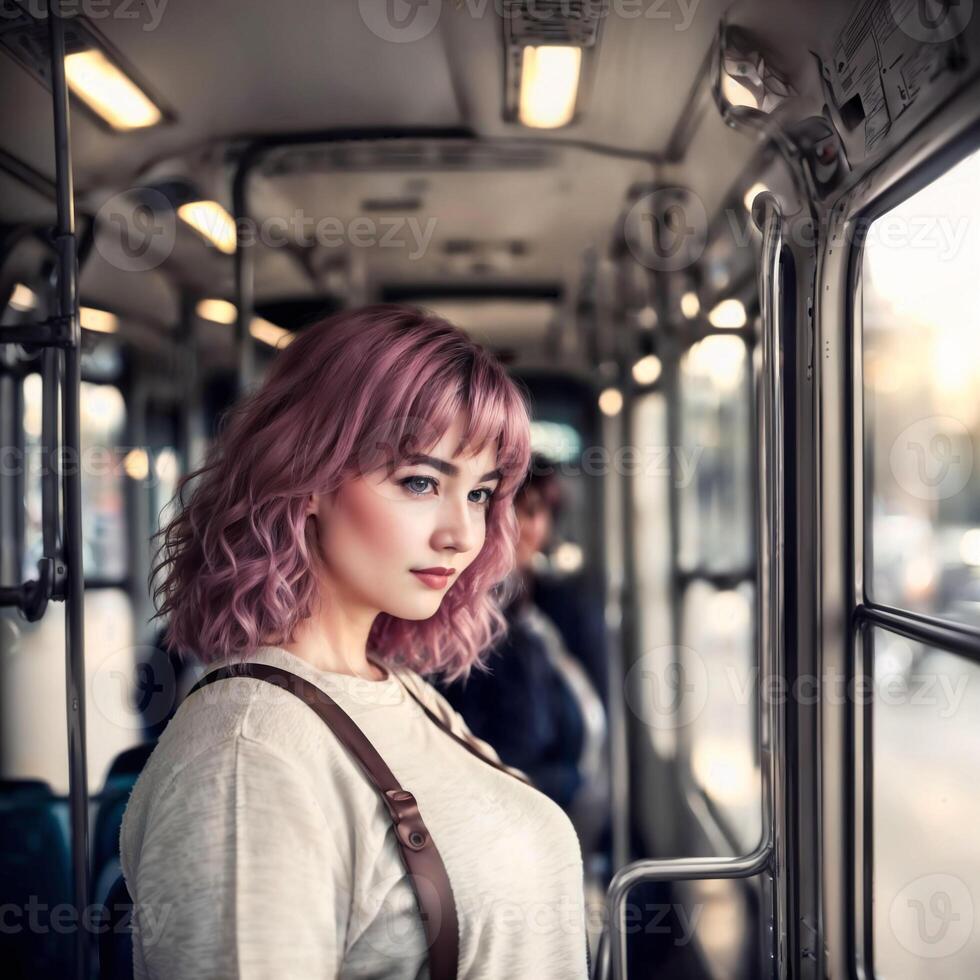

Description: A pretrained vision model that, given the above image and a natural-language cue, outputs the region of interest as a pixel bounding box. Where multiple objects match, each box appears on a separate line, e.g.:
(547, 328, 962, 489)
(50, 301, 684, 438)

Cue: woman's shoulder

(124, 665, 380, 831)
(120, 676, 386, 879)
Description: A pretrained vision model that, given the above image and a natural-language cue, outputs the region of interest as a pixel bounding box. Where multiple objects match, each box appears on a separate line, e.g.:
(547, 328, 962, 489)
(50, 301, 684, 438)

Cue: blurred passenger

(438, 454, 611, 859)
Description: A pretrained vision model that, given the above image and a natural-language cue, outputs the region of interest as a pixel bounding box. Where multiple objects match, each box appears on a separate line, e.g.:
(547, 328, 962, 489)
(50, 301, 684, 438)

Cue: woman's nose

(432, 496, 480, 554)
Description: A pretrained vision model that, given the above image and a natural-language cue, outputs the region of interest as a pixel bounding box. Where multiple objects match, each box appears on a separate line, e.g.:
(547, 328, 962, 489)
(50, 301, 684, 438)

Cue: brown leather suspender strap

(186, 663, 460, 980)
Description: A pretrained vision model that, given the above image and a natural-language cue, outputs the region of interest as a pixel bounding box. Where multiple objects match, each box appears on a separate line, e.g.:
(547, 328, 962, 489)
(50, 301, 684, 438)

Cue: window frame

(846, 130, 980, 980)
(849, 133, 980, 654)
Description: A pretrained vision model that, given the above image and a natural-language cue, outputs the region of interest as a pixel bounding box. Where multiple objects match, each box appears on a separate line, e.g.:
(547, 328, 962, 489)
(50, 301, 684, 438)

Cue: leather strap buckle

(384, 789, 429, 851)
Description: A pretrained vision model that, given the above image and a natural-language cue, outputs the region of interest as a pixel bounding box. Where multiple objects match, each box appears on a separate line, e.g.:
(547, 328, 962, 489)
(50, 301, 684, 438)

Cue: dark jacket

(437, 594, 586, 810)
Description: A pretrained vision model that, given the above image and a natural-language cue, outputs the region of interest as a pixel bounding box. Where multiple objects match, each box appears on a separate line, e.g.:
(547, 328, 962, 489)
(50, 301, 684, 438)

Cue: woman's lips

(411, 570, 452, 589)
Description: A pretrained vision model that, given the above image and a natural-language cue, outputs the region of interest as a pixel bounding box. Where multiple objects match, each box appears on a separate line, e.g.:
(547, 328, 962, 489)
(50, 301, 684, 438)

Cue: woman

(120, 305, 590, 978)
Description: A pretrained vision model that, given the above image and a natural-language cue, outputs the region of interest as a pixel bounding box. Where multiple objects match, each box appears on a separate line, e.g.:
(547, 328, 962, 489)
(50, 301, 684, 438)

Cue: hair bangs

(394, 351, 531, 501)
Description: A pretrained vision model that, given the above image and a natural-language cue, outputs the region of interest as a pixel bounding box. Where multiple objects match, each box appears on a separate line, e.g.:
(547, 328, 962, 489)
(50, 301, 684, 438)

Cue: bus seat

(92, 741, 157, 911)
(0, 779, 73, 978)
(105, 742, 157, 781)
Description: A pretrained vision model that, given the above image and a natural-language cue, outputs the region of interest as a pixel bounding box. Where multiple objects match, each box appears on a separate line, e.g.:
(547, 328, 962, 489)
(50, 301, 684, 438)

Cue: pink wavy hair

(149, 303, 532, 683)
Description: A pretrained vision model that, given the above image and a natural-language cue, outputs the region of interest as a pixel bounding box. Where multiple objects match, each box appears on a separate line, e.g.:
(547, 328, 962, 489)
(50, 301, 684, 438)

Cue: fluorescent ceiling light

(250, 317, 294, 349)
(598, 387, 622, 417)
(684, 335, 746, 392)
(10, 283, 37, 312)
(178, 201, 237, 254)
(80, 306, 119, 333)
(64, 50, 162, 130)
(196, 299, 237, 324)
(680, 291, 700, 319)
(123, 448, 150, 481)
(632, 354, 662, 386)
(708, 298, 747, 329)
(519, 45, 582, 129)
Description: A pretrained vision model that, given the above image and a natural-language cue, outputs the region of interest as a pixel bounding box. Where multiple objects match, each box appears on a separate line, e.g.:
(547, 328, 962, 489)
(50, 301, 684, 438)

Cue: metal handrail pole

(232, 158, 255, 395)
(47, 4, 91, 977)
(601, 196, 785, 980)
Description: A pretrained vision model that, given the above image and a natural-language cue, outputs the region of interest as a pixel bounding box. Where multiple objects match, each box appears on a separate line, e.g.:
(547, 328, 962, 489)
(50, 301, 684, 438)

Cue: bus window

(862, 147, 980, 627)
(870, 629, 980, 976)
(681, 579, 760, 850)
(152, 446, 181, 537)
(11, 375, 137, 792)
(677, 333, 759, 848)
(23, 375, 129, 583)
(678, 335, 753, 574)
(858, 144, 980, 979)
(632, 393, 674, 761)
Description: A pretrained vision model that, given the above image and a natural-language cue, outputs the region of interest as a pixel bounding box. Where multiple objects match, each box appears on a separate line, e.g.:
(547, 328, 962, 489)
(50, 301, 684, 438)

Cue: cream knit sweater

(120, 644, 590, 978)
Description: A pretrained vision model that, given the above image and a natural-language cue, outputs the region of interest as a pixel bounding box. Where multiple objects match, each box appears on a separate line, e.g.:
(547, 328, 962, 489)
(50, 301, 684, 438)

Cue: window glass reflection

(678, 336, 753, 574)
(872, 628, 980, 977)
(681, 579, 761, 850)
(862, 147, 980, 626)
(22, 377, 128, 582)
(2, 588, 136, 793)
(632, 394, 675, 759)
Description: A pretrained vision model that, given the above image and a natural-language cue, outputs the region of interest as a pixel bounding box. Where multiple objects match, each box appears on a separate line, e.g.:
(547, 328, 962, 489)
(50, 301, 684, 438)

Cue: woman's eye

(400, 475, 435, 496)
(398, 476, 494, 506)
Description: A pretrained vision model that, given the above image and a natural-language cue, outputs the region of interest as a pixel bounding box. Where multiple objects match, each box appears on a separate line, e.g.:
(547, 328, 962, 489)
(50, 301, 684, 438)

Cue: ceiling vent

(502, 0, 605, 47)
(258, 140, 559, 177)
(0, 2, 94, 87)
(0, 1, 172, 128)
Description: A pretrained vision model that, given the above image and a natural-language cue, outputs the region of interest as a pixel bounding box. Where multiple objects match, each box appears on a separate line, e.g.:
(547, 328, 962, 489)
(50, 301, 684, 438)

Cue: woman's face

(308, 416, 502, 621)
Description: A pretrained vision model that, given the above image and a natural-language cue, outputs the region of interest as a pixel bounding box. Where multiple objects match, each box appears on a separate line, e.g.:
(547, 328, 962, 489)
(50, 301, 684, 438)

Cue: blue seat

(0, 779, 73, 978)
(91, 742, 157, 922)
(92, 743, 156, 980)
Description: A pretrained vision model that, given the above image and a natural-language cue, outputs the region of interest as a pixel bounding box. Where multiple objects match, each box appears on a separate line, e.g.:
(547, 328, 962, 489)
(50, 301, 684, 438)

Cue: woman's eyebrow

(403, 453, 502, 483)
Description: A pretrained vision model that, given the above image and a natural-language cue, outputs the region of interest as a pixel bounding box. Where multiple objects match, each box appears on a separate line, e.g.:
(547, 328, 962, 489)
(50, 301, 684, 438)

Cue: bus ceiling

(0, 0, 977, 346)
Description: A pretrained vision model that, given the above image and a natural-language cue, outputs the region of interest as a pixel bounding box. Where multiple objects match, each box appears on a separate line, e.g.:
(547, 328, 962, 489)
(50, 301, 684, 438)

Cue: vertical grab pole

(47, 4, 91, 977)
(233, 159, 255, 396)
(597, 195, 786, 980)
(753, 191, 788, 979)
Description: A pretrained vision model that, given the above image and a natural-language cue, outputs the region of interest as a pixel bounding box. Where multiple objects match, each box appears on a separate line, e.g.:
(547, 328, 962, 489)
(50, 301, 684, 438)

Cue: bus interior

(2, 0, 980, 977)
